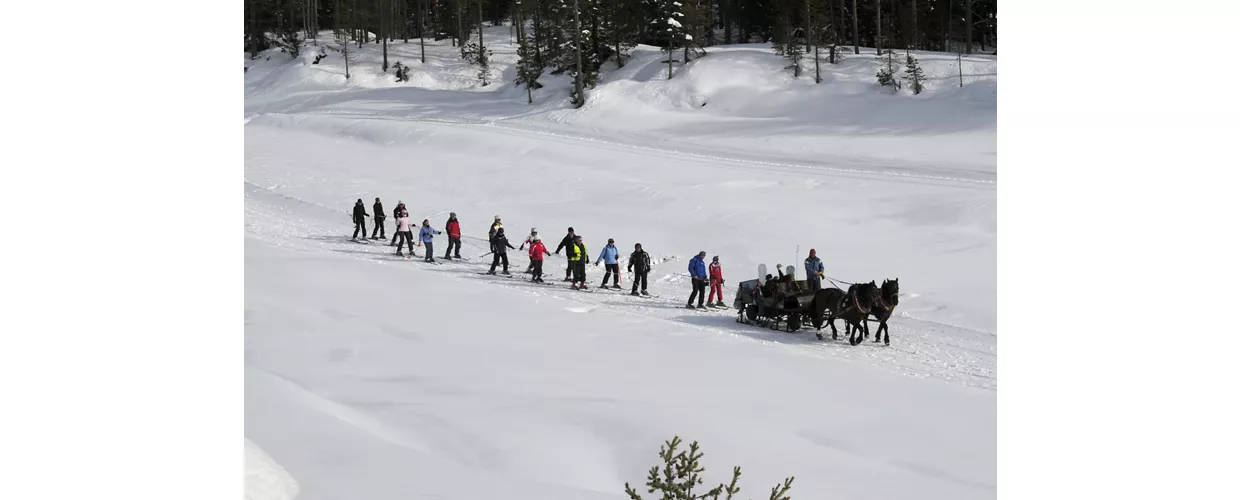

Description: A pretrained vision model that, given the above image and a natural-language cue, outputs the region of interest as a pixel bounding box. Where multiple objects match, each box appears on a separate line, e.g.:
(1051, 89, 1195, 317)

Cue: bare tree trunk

(572, 0, 585, 106)
(911, 0, 917, 49)
(722, 0, 732, 44)
(874, 0, 881, 54)
(382, 0, 389, 70)
(965, 0, 972, 54)
(478, 0, 485, 48)
(418, 0, 427, 62)
(851, 0, 858, 53)
(804, 0, 811, 52)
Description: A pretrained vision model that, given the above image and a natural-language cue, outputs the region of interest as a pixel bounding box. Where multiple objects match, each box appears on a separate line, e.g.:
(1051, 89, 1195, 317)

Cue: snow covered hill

(245, 26, 995, 500)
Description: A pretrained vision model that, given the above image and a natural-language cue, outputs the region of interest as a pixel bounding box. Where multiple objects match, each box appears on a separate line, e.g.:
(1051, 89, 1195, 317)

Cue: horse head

(881, 278, 900, 308)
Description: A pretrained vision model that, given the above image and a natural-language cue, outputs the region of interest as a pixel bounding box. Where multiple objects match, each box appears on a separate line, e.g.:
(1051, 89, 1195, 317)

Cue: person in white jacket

(519, 228, 539, 273)
(393, 209, 414, 257)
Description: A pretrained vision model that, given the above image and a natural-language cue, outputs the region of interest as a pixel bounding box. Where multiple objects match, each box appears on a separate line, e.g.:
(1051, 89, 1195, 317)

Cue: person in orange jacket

(707, 255, 726, 308)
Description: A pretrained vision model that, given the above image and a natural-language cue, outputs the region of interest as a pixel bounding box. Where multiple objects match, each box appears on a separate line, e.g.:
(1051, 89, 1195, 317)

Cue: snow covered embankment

(245, 439, 300, 500)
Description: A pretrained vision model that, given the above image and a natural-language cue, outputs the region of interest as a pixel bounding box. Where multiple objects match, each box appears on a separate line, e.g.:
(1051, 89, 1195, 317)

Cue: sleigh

(732, 278, 817, 332)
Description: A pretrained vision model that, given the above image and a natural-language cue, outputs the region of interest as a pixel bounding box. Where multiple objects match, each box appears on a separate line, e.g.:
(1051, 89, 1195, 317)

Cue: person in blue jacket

(686, 251, 708, 309)
(418, 219, 442, 263)
(595, 238, 622, 289)
(804, 248, 825, 291)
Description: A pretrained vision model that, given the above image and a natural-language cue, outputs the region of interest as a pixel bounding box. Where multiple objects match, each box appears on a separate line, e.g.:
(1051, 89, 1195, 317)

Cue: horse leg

(882, 322, 890, 346)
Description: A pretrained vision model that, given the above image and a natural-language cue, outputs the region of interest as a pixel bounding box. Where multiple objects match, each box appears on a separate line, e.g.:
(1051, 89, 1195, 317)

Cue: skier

(554, 227, 577, 281)
(518, 228, 539, 273)
(627, 243, 652, 296)
(351, 199, 369, 241)
(568, 234, 589, 290)
(595, 238, 622, 289)
(418, 219, 442, 263)
(371, 197, 386, 240)
(393, 209, 414, 256)
(707, 255, 726, 308)
(488, 215, 504, 248)
(686, 251, 708, 309)
(389, 201, 405, 246)
(444, 212, 462, 260)
(804, 249, 825, 291)
(527, 235, 551, 283)
(487, 227, 516, 274)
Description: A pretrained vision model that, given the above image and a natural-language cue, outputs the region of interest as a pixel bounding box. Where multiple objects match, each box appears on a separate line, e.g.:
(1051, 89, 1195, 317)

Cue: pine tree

(623, 436, 795, 500)
(902, 52, 925, 94)
(875, 48, 899, 91)
(651, 0, 687, 79)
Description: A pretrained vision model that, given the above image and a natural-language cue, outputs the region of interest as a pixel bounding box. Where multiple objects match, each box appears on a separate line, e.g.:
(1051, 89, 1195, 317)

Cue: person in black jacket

(389, 201, 404, 246)
(628, 243, 652, 296)
(351, 199, 369, 241)
(487, 228, 516, 274)
(553, 227, 576, 281)
(371, 197, 386, 240)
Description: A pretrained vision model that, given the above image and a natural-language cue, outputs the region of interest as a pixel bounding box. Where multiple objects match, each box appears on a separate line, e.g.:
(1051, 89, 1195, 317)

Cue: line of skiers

(352, 200, 826, 306)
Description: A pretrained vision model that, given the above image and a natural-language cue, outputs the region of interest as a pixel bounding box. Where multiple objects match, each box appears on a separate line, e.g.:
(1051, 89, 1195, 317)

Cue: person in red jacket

(527, 236, 551, 283)
(707, 255, 726, 308)
(444, 212, 462, 260)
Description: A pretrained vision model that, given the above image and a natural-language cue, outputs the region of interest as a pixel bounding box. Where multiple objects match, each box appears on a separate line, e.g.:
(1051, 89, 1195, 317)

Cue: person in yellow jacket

(567, 234, 589, 290)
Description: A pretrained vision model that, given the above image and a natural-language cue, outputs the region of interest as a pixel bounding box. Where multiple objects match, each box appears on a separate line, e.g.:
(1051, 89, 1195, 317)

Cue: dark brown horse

(807, 281, 880, 345)
(867, 278, 899, 346)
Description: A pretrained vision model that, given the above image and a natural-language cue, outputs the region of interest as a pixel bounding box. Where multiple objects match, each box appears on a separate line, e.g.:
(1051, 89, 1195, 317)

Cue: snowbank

(245, 438, 300, 500)
(244, 27, 996, 169)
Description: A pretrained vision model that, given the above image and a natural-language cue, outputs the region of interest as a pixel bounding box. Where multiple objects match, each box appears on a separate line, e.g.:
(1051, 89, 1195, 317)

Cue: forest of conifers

(245, 0, 997, 60)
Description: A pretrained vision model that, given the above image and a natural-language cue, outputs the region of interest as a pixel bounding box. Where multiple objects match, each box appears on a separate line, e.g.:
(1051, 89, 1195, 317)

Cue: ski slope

(245, 27, 996, 500)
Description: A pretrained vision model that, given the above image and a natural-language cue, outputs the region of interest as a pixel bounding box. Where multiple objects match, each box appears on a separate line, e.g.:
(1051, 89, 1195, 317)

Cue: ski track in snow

(245, 182, 995, 391)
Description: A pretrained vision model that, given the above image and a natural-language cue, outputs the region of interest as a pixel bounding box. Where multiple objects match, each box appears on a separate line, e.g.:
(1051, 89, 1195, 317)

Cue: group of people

(351, 198, 457, 262)
(350, 200, 828, 307)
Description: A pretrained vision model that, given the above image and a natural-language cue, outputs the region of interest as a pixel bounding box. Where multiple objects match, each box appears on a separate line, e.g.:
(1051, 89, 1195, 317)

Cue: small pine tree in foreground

(876, 50, 900, 92)
(624, 436, 795, 500)
(393, 61, 410, 82)
(902, 53, 926, 95)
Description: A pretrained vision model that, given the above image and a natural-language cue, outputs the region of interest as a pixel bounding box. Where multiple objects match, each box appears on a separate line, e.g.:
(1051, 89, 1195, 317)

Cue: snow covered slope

(246, 27, 995, 500)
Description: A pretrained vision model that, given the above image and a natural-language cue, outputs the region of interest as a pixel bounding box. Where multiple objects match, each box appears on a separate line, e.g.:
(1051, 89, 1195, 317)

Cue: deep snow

(246, 26, 995, 500)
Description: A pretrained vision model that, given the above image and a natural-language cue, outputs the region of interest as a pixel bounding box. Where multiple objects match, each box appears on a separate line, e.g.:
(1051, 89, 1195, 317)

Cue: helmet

(531, 227, 537, 233)
(495, 215, 501, 221)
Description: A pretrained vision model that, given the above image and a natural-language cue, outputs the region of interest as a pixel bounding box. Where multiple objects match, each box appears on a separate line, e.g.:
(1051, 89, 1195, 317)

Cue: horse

(807, 281, 880, 345)
(867, 278, 899, 346)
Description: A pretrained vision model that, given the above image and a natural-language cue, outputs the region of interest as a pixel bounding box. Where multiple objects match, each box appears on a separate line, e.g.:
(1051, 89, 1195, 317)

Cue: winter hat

(495, 215, 501, 221)
(635, 243, 642, 249)
(608, 238, 614, 244)
(497, 228, 505, 235)
(375, 197, 381, 202)
(356, 199, 363, 204)
(809, 248, 817, 256)
(531, 227, 537, 233)
(568, 227, 574, 232)
(450, 212, 456, 217)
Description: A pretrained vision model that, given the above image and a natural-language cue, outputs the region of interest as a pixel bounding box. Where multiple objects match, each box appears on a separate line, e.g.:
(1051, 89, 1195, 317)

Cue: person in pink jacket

(707, 256, 726, 308)
(393, 209, 414, 257)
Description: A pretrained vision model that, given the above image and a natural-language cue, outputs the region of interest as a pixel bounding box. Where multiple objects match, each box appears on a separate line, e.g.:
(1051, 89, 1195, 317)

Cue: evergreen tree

(623, 436, 795, 500)
(650, 0, 687, 79)
(902, 52, 925, 94)
(875, 48, 899, 91)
